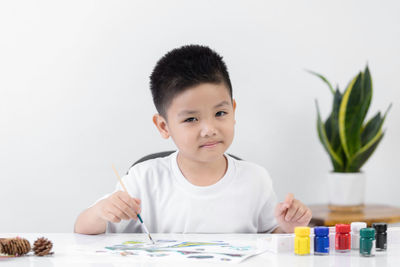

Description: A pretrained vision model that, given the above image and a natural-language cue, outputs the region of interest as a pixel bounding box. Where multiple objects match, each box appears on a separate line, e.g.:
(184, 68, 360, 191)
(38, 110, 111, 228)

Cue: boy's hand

(95, 191, 141, 223)
(274, 193, 312, 233)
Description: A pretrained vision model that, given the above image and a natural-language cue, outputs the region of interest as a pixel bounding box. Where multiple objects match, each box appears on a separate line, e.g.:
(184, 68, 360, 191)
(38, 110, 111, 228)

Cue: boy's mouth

(200, 141, 222, 148)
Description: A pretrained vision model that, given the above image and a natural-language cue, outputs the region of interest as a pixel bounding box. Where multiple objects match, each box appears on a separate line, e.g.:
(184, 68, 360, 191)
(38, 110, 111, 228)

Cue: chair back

(129, 151, 242, 173)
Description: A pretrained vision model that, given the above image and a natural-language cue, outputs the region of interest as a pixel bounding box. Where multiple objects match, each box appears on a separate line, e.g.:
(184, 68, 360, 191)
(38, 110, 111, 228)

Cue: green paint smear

(123, 241, 144, 245)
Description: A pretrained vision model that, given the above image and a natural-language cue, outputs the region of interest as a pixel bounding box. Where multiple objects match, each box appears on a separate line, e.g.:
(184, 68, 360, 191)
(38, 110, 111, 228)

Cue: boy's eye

(184, 117, 197, 123)
(216, 111, 227, 117)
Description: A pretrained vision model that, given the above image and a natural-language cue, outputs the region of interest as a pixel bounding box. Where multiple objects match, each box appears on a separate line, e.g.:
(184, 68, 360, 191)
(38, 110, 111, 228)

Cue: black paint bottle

(372, 222, 387, 251)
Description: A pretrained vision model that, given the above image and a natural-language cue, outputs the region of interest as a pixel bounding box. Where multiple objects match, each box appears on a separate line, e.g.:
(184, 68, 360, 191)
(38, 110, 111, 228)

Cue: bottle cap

(295, 227, 310, 236)
(351, 222, 367, 233)
(336, 224, 350, 233)
(372, 222, 387, 233)
(314, 226, 329, 236)
(360, 228, 375, 238)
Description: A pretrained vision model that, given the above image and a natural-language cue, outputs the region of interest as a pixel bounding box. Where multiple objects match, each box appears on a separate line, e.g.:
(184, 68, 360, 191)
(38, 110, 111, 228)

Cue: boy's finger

(117, 192, 134, 206)
(292, 207, 305, 222)
(297, 209, 312, 224)
(131, 201, 141, 216)
(112, 199, 135, 220)
(284, 193, 294, 207)
(275, 202, 288, 217)
(105, 212, 121, 223)
(120, 197, 141, 218)
(284, 204, 299, 222)
(113, 192, 141, 216)
(129, 198, 141, 213)
(117, 193, 140, 212)
(103, 205, 122, 222)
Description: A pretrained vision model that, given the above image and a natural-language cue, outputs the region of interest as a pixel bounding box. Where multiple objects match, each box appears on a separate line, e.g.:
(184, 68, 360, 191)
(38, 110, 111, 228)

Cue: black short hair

(150, 45, 233, 118)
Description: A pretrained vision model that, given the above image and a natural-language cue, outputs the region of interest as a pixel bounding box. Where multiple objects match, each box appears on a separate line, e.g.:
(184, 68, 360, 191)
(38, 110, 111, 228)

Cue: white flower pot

(327, 172, 366, 211)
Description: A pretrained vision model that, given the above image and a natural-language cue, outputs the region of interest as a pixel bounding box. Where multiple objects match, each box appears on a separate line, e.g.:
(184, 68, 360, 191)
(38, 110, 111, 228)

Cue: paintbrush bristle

(149, 234, 155, 244)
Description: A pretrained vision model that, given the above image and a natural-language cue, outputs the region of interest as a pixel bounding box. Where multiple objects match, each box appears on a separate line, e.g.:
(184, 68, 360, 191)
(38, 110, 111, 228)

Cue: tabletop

(1, 233, 400, 267)
(309, 204, 400, 226)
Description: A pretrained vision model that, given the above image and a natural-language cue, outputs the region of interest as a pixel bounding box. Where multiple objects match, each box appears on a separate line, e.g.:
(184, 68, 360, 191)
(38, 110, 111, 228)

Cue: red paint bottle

(335, 224, 351, 252)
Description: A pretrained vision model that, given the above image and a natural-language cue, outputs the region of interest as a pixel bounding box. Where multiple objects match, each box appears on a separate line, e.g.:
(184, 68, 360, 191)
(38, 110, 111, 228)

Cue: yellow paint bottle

(294, 226, 310, 255)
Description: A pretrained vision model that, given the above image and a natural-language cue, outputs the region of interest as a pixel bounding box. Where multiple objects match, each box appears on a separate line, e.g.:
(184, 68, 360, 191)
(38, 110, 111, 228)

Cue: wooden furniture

(309, 204, 400, 226)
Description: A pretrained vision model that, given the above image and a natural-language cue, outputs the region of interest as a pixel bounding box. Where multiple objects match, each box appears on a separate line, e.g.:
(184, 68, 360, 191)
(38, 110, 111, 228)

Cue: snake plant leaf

(316, 100, 344, 170)
(330, 89, 343, 151)
(339, 73, 364, 159)
(347, 131, 384, 172)
(359, 66, 373, 124)
(324, 88, 343, 159)
(307, 70, 335, 94)
(361, 112, 381, 146)
(325, 115, 333, 142)
(361, 103, 392, 146)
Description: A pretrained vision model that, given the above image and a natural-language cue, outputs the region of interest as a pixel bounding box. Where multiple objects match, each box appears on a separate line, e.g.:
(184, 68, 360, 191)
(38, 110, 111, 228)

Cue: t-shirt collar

(170, 151, 236, 196)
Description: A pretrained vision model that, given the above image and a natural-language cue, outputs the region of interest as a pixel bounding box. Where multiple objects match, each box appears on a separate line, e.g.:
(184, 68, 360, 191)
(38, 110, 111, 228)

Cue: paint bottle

(360, 228, 376, 257)
(314, 226, 329, 255)
(294, 227, 310, 256)
(351, 222, 367, 250)
(329, 226, 335, 250)
(372, 223, 387, 251)
(335, 224, 351, 253)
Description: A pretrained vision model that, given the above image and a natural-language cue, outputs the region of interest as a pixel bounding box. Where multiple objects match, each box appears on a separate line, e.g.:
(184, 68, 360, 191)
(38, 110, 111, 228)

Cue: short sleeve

(257, 169, 279, 233)
(257, 190, 279, 233)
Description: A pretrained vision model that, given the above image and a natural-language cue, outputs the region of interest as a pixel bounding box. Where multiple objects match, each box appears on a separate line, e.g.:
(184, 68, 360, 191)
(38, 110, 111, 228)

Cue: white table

(1, 233, 400, 266)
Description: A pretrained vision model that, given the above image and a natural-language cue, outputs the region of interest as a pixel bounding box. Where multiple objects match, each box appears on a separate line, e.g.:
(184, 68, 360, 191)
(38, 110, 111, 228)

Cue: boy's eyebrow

(178, 110, 199, 117)
(178, 101, 231, 117)
(214, 101, 230, 108)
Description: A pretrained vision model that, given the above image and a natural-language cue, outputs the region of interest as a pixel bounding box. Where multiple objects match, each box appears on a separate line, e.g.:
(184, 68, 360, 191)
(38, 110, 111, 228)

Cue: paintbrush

(112, 164, 155, 244)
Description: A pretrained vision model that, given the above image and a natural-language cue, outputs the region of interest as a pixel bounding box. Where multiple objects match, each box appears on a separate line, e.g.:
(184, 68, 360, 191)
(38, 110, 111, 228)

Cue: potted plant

(309, 65, 391, 211)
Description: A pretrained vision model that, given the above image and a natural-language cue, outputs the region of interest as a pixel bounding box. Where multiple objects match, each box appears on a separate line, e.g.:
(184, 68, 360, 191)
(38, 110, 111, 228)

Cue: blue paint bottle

(314, 226, 329, 255)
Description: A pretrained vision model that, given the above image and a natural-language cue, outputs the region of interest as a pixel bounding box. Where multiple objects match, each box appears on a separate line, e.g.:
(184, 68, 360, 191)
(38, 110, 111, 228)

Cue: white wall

(1, 0, 399, 232)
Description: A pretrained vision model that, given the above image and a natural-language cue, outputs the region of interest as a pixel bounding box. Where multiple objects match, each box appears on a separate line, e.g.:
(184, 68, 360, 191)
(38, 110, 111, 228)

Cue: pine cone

(0, 237, 31, 256)
(33, 237, 53, 256)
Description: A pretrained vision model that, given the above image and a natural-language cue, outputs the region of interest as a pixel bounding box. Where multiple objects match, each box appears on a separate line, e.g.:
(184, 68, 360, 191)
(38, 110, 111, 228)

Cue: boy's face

(153, 83, 236, 163)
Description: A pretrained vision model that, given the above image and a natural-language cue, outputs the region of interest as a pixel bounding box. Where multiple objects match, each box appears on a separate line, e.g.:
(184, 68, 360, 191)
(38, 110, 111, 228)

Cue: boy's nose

(200, 121, 217, 137)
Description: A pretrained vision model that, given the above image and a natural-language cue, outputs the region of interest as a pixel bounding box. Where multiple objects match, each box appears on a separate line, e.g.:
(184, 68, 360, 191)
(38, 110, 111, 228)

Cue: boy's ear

(232, 99, 237, 124)
(152, 114, 170, 139)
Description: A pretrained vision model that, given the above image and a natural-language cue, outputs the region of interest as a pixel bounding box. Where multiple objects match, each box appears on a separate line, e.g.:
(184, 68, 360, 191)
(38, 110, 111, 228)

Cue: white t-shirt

(100, 151, 278, 233)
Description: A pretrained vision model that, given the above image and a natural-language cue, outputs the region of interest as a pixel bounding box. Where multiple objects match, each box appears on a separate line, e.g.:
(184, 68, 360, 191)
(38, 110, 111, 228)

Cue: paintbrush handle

(137, 214, 144, 223)
(112, 164, 154, 243)
(137, 214, 149, 232)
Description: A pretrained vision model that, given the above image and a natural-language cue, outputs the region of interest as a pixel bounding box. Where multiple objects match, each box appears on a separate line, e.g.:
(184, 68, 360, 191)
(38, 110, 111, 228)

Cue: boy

(74, 45, 311, 235)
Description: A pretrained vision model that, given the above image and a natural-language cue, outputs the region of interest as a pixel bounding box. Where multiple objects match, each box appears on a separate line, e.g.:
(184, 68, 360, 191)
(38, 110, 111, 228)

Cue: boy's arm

(74, 191, 141, 235)
(74, 204, 107, 235)
(271, 227, 286, 234)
